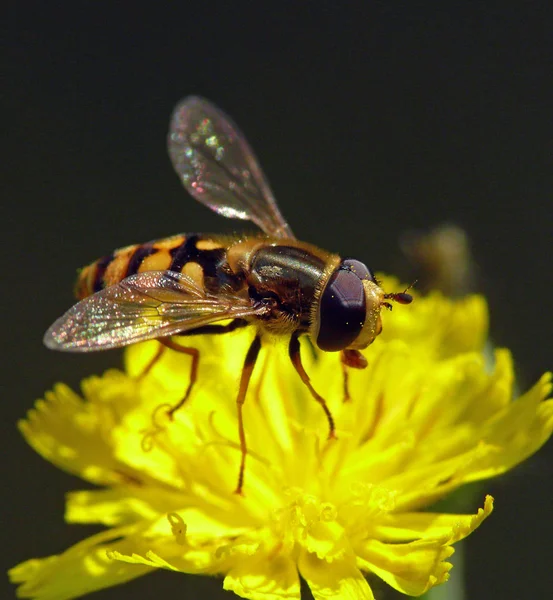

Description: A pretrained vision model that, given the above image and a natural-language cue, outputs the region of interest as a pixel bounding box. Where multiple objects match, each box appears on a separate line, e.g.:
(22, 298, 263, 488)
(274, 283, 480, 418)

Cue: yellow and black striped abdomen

(75, 233, 242, 299)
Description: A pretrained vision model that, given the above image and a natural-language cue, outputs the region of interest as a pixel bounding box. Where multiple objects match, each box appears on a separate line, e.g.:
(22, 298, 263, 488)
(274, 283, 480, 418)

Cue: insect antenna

(382, 281, 417, 310)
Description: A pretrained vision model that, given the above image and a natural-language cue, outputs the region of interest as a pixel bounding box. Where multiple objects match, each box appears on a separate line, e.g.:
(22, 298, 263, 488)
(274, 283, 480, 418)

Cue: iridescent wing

(168, 96, 294, 239)
(44, 271, 268, 351)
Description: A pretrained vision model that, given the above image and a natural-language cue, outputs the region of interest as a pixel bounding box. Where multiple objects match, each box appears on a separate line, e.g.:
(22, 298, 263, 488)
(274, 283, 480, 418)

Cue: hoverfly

(45, 96, 413, 493)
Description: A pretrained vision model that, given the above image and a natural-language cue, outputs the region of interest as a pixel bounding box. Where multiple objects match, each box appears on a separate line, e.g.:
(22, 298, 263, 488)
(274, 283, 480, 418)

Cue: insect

(45, 96, 413, 493)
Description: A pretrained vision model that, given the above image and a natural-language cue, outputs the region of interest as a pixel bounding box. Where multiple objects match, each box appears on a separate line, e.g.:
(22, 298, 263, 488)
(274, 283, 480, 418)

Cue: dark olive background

(4, 3, 552, 599)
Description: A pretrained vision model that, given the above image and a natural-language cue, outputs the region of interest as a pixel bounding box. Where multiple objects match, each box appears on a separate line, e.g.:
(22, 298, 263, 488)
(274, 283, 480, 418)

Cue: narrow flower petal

(19, 374, 142, 487)
(374, 495, 494, 543)
(298, 551, 375, 600)
(223, 555, 300, 600)
(379, 289, 488, 359)
(107, 545, 224, 575)
(355, 497, 493, 595)
(356, 538, 453, 596)
(9, 527, 151, 600)
(65, 487, 185, 526)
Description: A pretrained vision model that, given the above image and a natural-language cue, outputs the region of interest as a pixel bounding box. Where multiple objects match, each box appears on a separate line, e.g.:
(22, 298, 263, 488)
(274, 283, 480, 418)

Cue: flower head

(10, 280, 553, 600)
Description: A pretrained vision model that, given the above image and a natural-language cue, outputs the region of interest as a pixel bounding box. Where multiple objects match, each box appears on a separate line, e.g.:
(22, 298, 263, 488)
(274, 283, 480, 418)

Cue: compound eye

(341, 259, 376, 282)
(316, 268, 366, 351)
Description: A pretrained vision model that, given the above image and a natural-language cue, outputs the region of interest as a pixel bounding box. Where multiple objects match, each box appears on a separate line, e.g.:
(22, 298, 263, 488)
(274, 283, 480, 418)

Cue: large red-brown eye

(317, 267, 366, 351)
(341, 258, 376, 282)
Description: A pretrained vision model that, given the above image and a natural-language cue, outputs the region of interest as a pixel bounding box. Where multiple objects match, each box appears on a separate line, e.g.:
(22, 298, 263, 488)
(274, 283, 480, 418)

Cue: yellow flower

(10, 281, 553, 600)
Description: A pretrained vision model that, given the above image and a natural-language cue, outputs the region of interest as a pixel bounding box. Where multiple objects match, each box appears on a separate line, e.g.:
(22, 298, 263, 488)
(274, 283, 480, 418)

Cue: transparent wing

(44, 271, 267, 352)
(168, 96, 294, 239)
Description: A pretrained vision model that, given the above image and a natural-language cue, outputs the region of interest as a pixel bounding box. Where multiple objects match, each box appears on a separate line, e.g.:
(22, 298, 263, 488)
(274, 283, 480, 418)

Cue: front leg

(288, 332, 336, 439)
(340, 348, 368, 402)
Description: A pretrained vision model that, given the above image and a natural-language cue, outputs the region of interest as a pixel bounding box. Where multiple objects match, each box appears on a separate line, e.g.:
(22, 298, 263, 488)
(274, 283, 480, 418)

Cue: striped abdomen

(75, 233, 244, 299)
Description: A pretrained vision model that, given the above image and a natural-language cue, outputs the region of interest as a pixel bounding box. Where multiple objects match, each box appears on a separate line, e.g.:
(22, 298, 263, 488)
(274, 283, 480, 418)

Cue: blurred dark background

(4, 3, 552, 599)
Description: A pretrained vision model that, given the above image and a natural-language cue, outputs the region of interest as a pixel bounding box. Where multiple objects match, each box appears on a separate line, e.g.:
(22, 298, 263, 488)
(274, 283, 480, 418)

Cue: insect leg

(160, 320, 250, 418)
(157, 338, 200, 419)
(340, 348, 368, 402)
(288, 332, 336, 439)
(340, 358, 351, 403)
(176, 318, 248, 336)
(137, 342, 165, 379)
(235, 334, 262, 495)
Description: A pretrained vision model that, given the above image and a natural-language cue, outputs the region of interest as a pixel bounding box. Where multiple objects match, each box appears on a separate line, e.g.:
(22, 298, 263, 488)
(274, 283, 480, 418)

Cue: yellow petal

(457, 371, 553, 482)
(108, 542, 224, 575)
(108, 513, 265, 576)
(356, 497, 493, 595)
(19, 376, 141, 487)
(379, 290, 488, 359)
(107, 546, 221, 574)
(223, 555, 300, 600)
(385, 450, 488, 511)
(356, 538, 452, 596)
(9, 527, 150, 600)
(298, 551, 375, 600)
(65, 487, 185, 526)
(374, 495, 494, 543)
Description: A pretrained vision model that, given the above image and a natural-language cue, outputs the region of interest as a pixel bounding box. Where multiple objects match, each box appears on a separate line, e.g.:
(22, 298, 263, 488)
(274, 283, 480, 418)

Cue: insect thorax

(246, 243, 339, 331)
